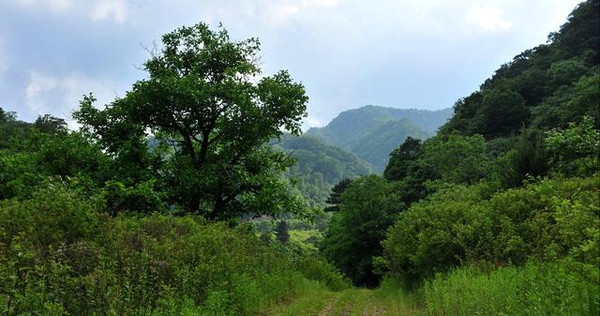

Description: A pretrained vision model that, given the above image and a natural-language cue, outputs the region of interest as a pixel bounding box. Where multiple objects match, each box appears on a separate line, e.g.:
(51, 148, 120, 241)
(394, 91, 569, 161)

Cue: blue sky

(0, 0, 583, 129)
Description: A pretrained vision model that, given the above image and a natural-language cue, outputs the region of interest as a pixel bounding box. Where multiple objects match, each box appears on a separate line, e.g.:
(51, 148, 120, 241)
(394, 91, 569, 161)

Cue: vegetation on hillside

(273, 134, 373, 208)
(306, 106, 448, 172)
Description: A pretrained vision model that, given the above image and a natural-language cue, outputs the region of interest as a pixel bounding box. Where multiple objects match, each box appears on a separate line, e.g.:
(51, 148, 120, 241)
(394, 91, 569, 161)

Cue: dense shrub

(297, 256, 351, 291)
(382, 175, 599, 285)
(0, 184, 305, 315)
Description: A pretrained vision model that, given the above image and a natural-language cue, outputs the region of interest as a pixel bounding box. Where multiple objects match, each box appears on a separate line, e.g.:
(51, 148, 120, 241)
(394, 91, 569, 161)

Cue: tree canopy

(74, 23, 309, 220)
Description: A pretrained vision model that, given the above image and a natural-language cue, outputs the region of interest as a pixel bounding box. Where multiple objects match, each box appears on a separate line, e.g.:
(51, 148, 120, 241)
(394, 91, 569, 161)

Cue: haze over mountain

(306, 106, 452, 172)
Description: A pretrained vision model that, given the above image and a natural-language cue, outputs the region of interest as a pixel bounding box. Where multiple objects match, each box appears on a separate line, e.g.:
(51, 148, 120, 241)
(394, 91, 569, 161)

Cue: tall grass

(421, 261, 599, 316)
(0, 185, 329, 315)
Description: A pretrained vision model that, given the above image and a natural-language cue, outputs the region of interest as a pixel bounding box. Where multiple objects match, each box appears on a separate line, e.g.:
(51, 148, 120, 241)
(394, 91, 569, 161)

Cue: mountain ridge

(305, 105, 452, 172)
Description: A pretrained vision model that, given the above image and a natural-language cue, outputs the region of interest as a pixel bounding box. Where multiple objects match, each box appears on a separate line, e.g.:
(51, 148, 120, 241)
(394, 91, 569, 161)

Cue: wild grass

(421, 261, 599, 316)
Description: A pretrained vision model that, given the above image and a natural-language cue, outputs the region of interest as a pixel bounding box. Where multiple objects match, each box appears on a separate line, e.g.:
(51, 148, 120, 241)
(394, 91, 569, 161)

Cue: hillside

(306, 106, 450, 171)
(273, 134, 374, 208)
(440, 0, 599, 138)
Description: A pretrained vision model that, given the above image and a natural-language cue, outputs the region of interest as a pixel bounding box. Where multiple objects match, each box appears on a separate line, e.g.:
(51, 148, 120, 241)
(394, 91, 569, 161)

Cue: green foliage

(324, 178, 352, 212)
(74, 23, 308, 219)
(0, 130, 110, 200)
(421, 133, 492, 184)
(441, 0, 599, 139)
(0, 108, 30, 150)
(385, 134, 492, 206)
(476, 87, 530, 139)
(102, 180, 167, 216)
(495, 128, 549, 188)
(545, 116, 600, 176)
(306, 106, 447, 172)
(384, 137, 422, 181)
(421, 261, 599, 316)
(382, 175, 600, 285)
(297, 256, 351, 291)
(274, 220, 290, 243)
(322, 175, 402, 287)
(0, 184, 307, 315)
(274, 134, 373, 208)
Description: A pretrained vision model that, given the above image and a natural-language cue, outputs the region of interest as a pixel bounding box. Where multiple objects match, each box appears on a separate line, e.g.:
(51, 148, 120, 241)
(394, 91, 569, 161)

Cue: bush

(297, 256, 351, 291)
(0, 184, 307, 315)
(382, 175, 599, 285)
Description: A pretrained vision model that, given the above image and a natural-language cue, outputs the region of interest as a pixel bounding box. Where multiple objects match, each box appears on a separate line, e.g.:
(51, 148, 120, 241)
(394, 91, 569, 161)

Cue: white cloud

(25, 71, 118, 127)
(11, 0, 127, 23)
(263, 3, 300, 27)
(303, 0, 339, 8)
(465, 5, 512, 31)
(90, 0, 127, 24)
(302, 115, 323, 129)
(15, 0, 73, 12)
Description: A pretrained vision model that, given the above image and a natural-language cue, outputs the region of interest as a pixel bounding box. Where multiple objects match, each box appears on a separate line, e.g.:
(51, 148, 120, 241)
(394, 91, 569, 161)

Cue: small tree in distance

(275, 220, 290, 243)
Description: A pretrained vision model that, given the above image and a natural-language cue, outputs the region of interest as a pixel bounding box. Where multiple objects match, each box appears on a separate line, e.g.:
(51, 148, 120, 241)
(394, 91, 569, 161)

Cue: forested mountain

(440, 0, 599, 138)
(273, 134, 374, 208)
(306, 106, 450, 171)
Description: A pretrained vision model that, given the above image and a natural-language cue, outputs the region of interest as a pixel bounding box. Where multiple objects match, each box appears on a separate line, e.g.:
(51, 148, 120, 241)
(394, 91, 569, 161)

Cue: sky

(0, 0, 583, 129)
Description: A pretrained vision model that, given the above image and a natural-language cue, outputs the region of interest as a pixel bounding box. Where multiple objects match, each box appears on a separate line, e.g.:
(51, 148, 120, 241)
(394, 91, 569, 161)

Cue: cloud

(303, 0, 339, 8)
(11, 0, 126, 23)
(262, 3, 300, 27)
(90, 0, 127, 24)
(15, 0, 73, 12)
(465, 5, 512, 31)
(303, 115, 323, 129)
(24, 71, 119, 127)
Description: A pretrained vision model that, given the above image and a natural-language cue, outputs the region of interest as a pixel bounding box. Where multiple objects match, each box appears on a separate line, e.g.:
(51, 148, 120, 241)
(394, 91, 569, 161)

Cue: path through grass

(266, 280, 417, 316)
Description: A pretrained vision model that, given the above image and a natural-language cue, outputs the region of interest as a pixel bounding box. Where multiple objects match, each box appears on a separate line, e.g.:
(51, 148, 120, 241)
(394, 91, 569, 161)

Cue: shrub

(0, 184, 307, 315)
(382, 175, 599, 285)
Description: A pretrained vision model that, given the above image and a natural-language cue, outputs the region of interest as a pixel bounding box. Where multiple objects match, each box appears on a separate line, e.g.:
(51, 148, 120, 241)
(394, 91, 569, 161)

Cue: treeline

(320, 0, 599, 313)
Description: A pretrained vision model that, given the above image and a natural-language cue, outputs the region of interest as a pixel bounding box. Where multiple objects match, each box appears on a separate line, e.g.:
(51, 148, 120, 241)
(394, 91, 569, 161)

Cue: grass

(421, 261, 600, 316)
(267, 261, 599, 316)
(266, 279, 418, 316)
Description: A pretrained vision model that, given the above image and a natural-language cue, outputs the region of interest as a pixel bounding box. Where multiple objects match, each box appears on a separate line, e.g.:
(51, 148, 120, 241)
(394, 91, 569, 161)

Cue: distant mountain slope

(306, 106, 451, 172)
(273, 134, 374, 208)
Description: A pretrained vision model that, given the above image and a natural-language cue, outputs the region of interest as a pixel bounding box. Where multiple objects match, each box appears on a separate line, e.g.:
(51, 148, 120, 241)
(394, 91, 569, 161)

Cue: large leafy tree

(75, 23, 308, 220)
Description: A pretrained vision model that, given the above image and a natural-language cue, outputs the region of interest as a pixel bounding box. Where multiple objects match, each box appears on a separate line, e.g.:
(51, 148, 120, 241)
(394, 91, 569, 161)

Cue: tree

(322, 175, 402, 287)
(34, 114, 68, 135)
(74, 23, 308, 220)
(384, 137, 422, 181)
(476, 88, 530, 139)
(274, 220, 290, 243)
(324, 178, 352, 212)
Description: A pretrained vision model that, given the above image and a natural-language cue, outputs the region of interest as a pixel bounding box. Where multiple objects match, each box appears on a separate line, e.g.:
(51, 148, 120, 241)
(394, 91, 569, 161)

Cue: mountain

(306, 106, 452, 172)
(273, 134, 374, 208)
(440, 0, 599, 138)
